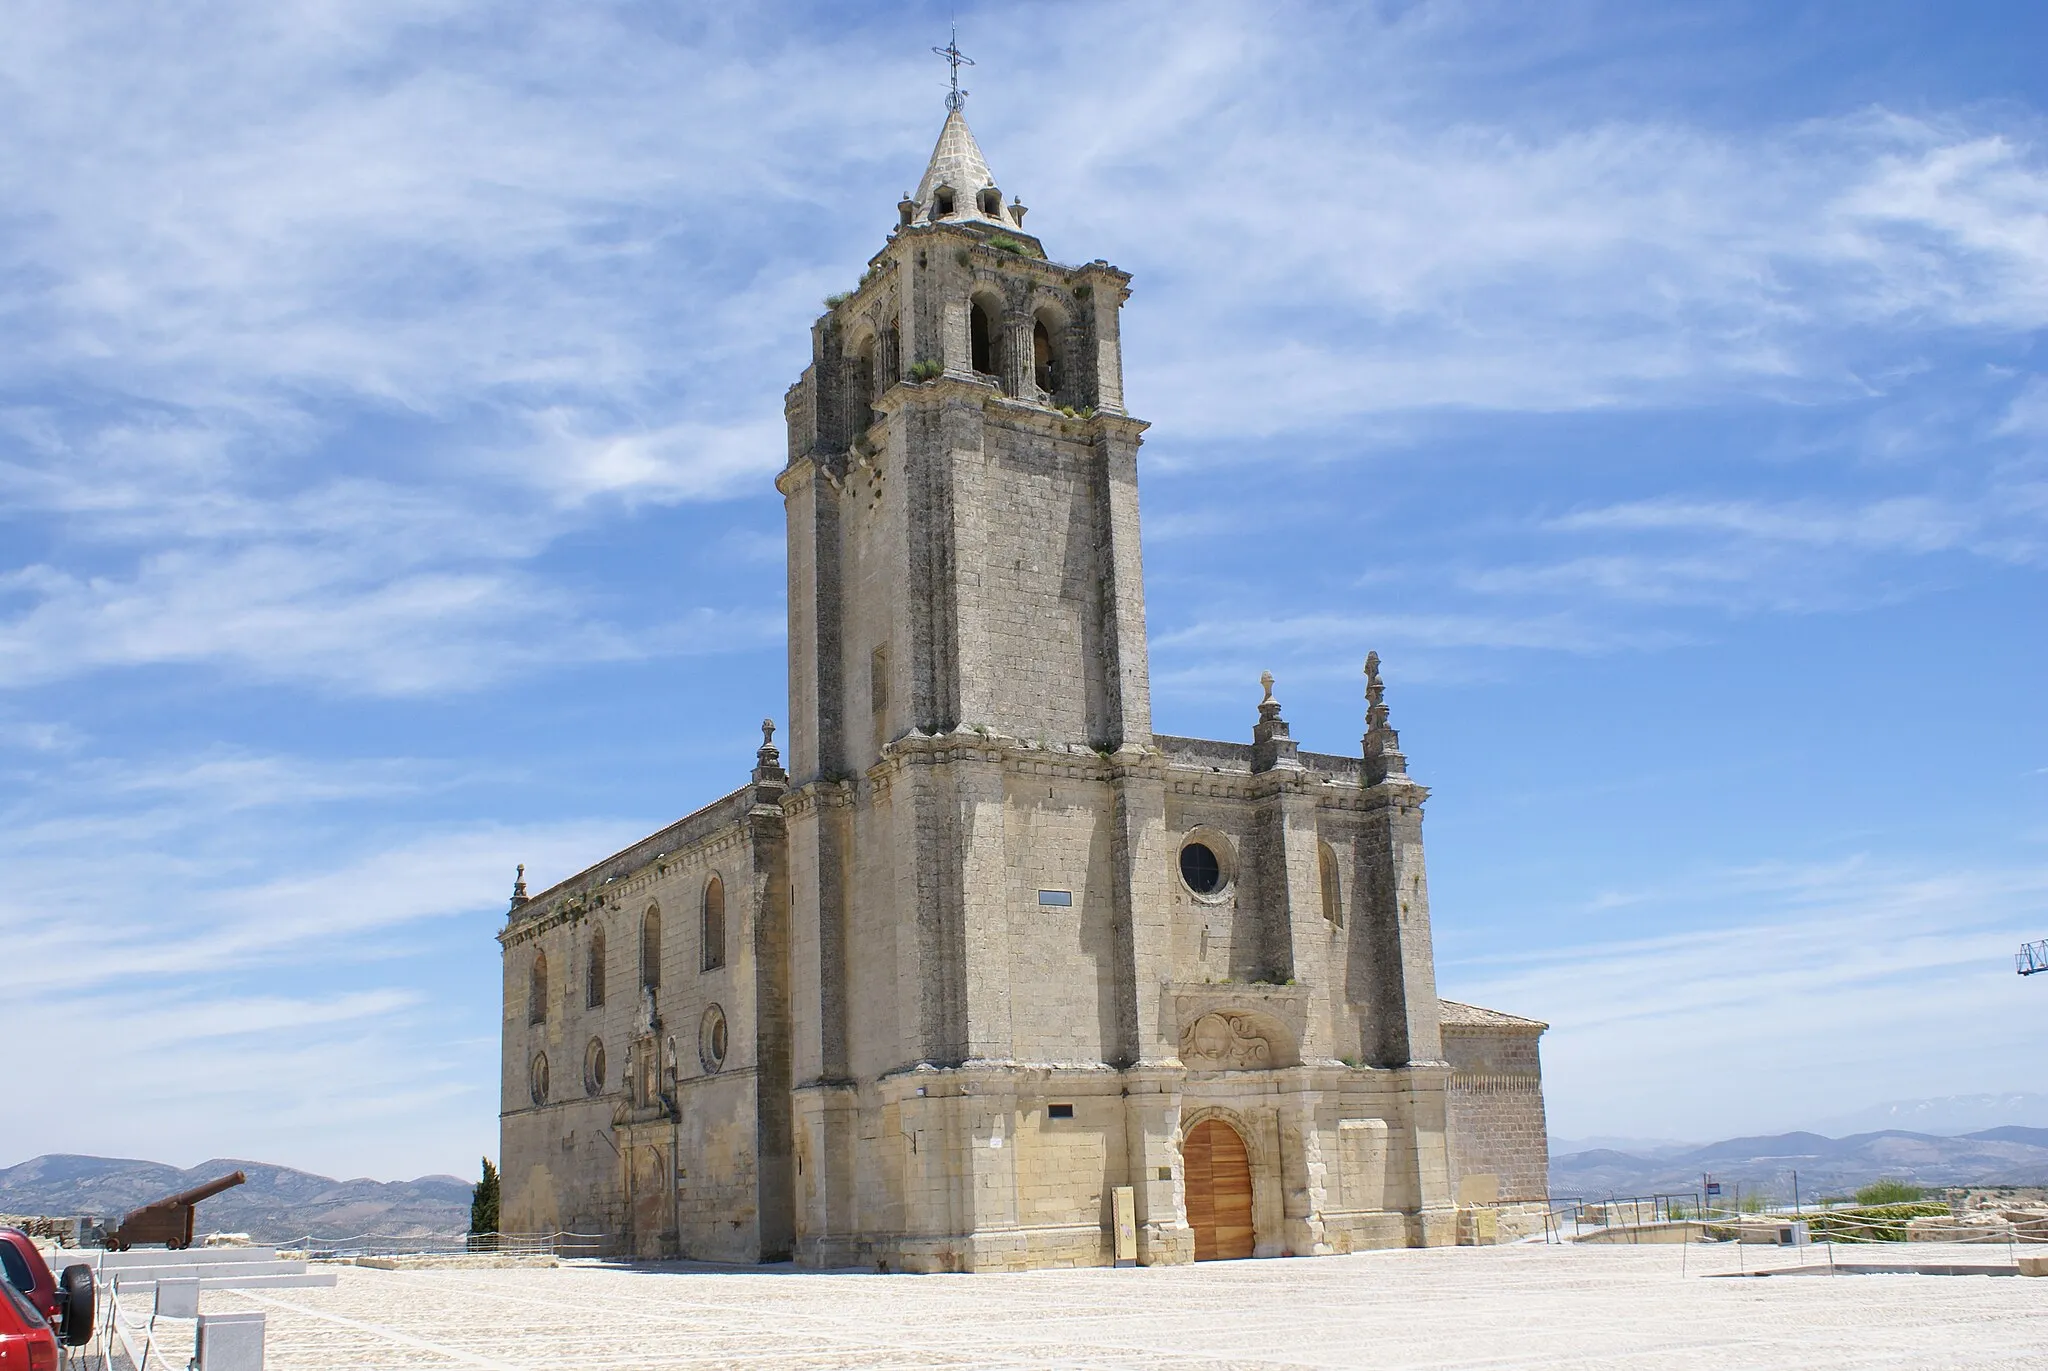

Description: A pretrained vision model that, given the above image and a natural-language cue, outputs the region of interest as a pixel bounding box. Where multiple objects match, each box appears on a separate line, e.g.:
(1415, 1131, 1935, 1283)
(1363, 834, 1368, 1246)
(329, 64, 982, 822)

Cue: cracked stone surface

(163, 1242, 2048, 1369)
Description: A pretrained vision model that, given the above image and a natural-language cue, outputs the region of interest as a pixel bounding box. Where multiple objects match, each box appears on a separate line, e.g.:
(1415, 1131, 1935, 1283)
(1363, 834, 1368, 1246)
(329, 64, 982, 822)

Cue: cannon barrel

(157, 1170, 247, 1209)
(104, 1171, 248, 1249)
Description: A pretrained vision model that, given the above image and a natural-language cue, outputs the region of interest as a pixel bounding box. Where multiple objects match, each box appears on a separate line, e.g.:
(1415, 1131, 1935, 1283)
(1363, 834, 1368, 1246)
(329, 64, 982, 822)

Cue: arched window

(853, 337, 877, 430)
(527, 951, 548, 1025)
(1033, 317, 1062, 398)
(586, 928, 606, 1009)
(1319, 842, 1343, 926)
(970, 301, 997, 376)
(702, 875, 726, 972)
(978, 187, 1002, 217)
(641, 905, 662, 990)
(933, 186, 955, 218)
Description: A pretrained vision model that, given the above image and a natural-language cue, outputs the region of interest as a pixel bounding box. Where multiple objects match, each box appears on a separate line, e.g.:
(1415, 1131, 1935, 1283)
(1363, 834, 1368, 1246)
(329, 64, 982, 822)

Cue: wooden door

(1184, 1119, 1255, 1260)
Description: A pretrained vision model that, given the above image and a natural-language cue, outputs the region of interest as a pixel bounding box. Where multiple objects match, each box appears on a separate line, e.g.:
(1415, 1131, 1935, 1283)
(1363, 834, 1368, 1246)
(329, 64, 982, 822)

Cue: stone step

(101, 1260, 310, 1283)
(106, 1270, 338, 1292)
(56, 1247, 282, 1268)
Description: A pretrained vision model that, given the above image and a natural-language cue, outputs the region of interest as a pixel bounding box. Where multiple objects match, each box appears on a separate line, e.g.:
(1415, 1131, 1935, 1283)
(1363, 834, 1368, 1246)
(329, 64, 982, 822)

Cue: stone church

(498, 101, 1549, 1269)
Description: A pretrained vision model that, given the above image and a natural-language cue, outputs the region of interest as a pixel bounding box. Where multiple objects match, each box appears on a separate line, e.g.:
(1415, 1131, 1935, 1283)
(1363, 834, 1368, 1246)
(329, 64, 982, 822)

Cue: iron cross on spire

(932, 26, 974, 111)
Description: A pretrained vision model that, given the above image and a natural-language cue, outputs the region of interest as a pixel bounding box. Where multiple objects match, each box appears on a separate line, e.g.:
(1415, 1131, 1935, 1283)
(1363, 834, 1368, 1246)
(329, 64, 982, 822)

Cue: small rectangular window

(1048, 1103, 1074, 1120)
(1037, 889, 1072, 906)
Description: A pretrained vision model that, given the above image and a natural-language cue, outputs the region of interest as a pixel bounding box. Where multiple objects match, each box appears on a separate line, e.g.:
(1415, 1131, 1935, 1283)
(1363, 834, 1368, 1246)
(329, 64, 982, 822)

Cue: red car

(0, 1278, 57, 1371)
(0, 1229, 92, 1357)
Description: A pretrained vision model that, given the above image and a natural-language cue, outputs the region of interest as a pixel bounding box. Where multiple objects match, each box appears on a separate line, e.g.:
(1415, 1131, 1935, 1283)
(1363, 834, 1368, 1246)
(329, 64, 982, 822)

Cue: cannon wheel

(58, 1265, 94, 1347)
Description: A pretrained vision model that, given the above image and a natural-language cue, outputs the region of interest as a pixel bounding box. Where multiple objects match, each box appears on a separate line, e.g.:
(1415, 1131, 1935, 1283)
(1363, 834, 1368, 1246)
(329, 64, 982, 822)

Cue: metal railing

(272, 1229, 608, 1259)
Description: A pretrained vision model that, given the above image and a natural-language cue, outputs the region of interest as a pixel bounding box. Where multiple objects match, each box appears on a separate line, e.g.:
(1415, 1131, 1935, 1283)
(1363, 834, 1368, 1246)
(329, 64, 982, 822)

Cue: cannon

(103, 1171, 247, 1251)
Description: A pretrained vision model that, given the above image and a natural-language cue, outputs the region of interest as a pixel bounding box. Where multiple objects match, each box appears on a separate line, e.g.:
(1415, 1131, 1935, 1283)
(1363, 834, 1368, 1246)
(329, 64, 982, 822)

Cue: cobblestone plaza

(156, 1242, 2048, 1369)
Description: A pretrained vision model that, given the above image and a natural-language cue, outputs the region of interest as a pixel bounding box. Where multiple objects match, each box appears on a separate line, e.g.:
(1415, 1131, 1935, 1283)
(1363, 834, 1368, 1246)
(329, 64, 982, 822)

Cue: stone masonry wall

(1442, 1025, 1549, 1203)
(500, 786, 769, 1257)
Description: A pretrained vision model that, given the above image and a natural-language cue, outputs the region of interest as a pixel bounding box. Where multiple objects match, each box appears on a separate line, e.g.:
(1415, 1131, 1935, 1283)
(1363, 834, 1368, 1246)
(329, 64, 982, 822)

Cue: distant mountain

(1549, 1136, 1700, 1158)
(1552, 1127, 2048, 1201)
(1965, 1126, 2048, 1148)
(0, 1156, 472, 1242)
(1814, 1094, 2048, 1137)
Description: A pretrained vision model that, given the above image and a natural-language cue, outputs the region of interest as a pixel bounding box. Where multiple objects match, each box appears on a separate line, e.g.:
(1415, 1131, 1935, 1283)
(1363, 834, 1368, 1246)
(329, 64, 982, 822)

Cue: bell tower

(775, 87, 1174, 1266)
(779, 107, 1152, 787)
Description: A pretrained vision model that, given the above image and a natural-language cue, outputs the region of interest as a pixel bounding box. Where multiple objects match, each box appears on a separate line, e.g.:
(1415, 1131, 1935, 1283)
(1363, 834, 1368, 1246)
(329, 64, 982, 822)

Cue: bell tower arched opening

(1032, 316, 1061, 399)
(852, 335, 877, 432)
(970, 298, 998, 377)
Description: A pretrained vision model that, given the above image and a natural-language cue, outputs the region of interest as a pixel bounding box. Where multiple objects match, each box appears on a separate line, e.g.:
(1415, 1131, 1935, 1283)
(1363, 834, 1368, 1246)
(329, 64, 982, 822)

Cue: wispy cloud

(1089, 100, 2048, 431)
(1, 3, 2044, 693)
(1549, 495, 2015, 558)
(0, 790, 639, 996)
(0, 734, 660, 1175)
(1442, 854, 2048, 1140)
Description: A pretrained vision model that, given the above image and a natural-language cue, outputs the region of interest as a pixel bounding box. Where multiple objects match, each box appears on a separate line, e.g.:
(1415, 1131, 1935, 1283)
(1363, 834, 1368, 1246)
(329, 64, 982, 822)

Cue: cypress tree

(470, 1157, 500, 1249)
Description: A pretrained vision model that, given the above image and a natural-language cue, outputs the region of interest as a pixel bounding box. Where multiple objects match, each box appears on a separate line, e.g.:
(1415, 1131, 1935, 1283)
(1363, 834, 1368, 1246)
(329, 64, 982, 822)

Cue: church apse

(498, 60, 1547, 1267)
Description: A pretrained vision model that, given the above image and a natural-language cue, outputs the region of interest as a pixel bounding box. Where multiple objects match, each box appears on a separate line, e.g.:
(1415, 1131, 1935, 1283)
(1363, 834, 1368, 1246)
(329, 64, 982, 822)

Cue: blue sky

(3, 0, 2045, 1181)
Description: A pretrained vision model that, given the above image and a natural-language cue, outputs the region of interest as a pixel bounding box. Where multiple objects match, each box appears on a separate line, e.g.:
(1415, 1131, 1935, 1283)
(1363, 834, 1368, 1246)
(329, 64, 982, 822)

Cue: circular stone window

(529, 1051, 550, 1106)
(584, 1038, 607, 1097)
(699, 1004, 729, 1074)
(1180, 842, 1222, 894)
(1176, 828, 1237, 899)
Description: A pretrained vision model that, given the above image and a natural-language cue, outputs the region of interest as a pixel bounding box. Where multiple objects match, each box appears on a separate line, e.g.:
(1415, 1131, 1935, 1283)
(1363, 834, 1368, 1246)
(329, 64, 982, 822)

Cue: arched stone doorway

(1183, 1118, 1254, 1260)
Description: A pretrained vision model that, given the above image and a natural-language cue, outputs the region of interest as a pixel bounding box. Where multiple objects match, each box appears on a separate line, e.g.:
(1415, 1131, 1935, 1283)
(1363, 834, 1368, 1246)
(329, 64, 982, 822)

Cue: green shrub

(1804, 1202, 1948, 1243)
(823, 291, 850, 309)
(908, 359, 943, 382)
(987, 233, 1026, 254)
(1855, 1178, 1925, 1206)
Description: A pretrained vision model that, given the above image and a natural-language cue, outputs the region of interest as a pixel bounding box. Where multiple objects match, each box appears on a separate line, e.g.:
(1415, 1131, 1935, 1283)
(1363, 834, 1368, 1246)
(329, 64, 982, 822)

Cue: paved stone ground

(161, 1241, 2048, 1369)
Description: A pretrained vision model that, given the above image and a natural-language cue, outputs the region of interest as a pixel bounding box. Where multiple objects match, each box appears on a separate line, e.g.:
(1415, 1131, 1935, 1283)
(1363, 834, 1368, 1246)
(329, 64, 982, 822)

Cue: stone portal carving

(1180, 1011, 1277, 1070)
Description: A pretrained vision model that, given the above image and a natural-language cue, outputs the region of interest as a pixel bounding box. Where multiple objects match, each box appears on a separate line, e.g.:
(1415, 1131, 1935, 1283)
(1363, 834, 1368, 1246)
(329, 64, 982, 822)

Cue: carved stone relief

(1179, 1011, 1277, 1070)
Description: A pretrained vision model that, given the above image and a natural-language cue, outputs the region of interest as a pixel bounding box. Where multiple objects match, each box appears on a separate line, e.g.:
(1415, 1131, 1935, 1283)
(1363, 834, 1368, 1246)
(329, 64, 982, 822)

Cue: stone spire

(752, 717, 787, 803)
(1363, 652, 1408, 785)
(907, 109, 1025, 230)
(509, 863, 528, 913)
(1250, 669, 1301, 773)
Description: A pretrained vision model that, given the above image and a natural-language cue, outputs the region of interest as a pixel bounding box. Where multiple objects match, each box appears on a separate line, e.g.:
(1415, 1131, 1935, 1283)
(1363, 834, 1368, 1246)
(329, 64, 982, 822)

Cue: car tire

(59, 1264, 94, 1346)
